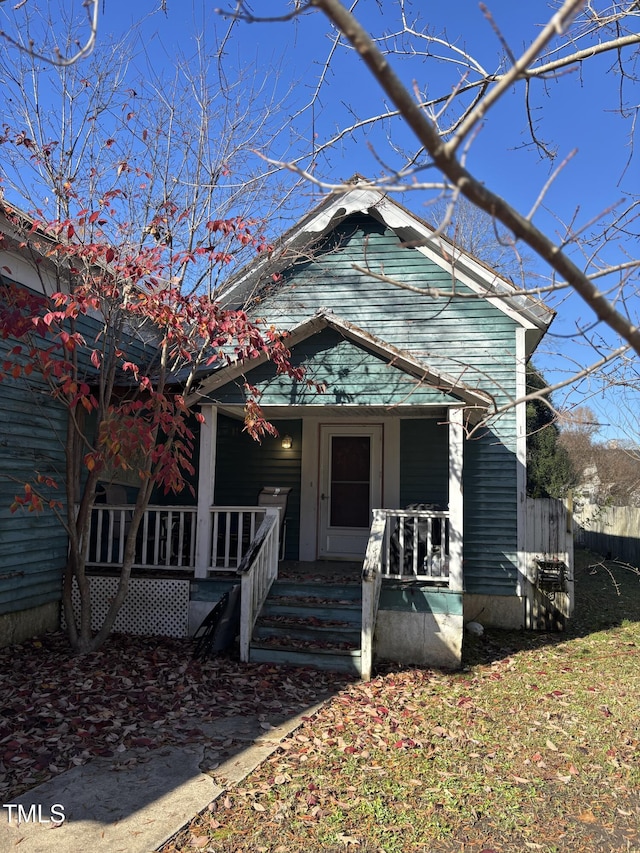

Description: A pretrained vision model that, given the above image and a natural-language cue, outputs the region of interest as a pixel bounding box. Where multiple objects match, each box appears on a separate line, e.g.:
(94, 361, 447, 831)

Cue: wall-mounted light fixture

(281, 435, 293, 450)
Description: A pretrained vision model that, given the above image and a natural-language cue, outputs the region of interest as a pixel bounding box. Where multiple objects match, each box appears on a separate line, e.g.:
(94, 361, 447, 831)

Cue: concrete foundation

(374, 583, 463, 669)
(463, 593, 525, 630)
(375, 609, 463, 668)
(0, 601, 59, 648)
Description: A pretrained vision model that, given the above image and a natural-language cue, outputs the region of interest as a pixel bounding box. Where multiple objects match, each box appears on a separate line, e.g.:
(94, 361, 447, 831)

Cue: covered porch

(78, 478, 465, 676)
(197, 401, 465, 670)
(77, 317, 478, 674)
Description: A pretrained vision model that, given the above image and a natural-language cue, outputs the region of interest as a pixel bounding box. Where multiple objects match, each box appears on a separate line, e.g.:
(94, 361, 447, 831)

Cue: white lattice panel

(67, 576, 190, 637)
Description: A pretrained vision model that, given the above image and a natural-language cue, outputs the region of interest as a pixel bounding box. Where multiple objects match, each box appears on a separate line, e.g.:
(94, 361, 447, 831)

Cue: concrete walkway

(0, 704, 325, 853)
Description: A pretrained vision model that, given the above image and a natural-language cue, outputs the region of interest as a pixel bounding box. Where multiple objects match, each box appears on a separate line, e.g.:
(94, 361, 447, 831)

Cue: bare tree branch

(0, 0, 98, 66)
(304, 0, 640, 361)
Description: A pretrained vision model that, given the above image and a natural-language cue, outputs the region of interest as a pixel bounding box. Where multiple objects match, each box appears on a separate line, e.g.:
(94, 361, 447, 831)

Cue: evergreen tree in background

(526, 364, 576, 499)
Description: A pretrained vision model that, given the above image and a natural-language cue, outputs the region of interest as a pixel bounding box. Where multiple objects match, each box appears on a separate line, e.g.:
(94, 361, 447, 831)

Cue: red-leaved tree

(0, 198, 302, 653)
(0, 12, 306, 652)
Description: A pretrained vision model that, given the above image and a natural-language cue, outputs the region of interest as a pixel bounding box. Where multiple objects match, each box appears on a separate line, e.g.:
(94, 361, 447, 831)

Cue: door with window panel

(318, 425, 382, 558)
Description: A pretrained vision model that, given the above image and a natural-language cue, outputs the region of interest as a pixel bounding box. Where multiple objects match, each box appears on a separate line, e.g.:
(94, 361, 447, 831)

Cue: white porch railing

(84, 505, 197, 571)
(361, 510, 386, 681)
(83, 504, 271, 574)
(238, 508, 280, 663)
(379, 508, 450, 582)
(209, 506, 267, 572)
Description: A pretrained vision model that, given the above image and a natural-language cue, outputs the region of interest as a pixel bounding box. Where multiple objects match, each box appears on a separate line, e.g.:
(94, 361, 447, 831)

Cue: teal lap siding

(214, 415, 302, 559)
(0, 342, 67, 615)
(213, 329, 460, 408)
(399, 419, 449, 508)
(463, 432, 519, 595)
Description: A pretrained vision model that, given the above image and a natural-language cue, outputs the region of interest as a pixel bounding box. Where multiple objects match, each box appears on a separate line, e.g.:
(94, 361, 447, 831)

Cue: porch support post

(448, 407, 464, 592)
(195, 405, 217, 579)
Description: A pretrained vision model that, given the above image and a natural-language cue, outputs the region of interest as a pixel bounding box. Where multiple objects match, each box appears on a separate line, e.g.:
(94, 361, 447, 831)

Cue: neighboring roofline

(0, 202, 70, 296)
(1, 198, 36, 224)
(0, 200, 60, 247)
(0, 199, 161, 299)
(184, 309, 494, 413)
(217, 184, 555, 337)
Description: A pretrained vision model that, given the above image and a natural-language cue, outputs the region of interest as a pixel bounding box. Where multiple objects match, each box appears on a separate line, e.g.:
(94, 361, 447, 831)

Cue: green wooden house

(182, 183, 567, 674)
(1, 187, 573, 674)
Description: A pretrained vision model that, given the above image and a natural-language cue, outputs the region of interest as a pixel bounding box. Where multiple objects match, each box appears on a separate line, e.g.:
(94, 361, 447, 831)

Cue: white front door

(318, 424, 382, 558)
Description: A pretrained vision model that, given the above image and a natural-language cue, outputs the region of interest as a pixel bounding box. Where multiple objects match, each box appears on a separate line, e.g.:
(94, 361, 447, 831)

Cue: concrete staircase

(249, 579, 363, 676)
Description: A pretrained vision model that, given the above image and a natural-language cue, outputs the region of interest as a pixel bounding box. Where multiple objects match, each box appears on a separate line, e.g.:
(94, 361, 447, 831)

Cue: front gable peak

(220, 186, 554, 344)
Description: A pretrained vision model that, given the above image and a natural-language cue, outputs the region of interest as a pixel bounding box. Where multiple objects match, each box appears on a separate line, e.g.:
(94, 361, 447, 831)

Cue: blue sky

(3, 0, 639, 438)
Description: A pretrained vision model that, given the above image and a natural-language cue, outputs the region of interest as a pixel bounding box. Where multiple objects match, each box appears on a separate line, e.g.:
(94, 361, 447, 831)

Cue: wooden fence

(524, 497, 574, 629)
(525, 497, 573, 562)
(573, 503, 640, 567)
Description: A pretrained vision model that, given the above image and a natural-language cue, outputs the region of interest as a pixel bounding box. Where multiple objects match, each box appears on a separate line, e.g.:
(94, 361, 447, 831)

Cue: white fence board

(574, 503, 640, 566)
(524, 497, 574, 626)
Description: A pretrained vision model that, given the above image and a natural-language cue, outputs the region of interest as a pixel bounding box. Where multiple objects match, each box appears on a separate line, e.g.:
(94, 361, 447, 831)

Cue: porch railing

(237, 508, 280, 662)
(209, 506, 267, 572)
(84, 505, 197, 571)
(379, 508, 450, 582)
(84, 504, 270, 574)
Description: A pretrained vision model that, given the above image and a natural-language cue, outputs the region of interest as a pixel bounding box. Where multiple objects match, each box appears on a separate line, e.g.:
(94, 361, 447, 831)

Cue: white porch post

(448, 407, 464, 592)
(195, 405, 217, 579)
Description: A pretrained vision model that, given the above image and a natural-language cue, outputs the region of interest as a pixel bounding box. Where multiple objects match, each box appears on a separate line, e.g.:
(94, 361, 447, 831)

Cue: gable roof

(219, 184, 554, 353)
(186, 310, 493, 417)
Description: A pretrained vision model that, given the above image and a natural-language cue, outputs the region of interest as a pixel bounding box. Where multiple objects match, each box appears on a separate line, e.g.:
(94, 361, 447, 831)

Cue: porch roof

(186, 311, 494, 415)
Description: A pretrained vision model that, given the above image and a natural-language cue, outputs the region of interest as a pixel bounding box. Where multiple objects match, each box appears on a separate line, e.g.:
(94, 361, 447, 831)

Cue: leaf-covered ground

(1, 550, 638, 853)
(0, 635, 350, 803)
(160, 552, 639, 853)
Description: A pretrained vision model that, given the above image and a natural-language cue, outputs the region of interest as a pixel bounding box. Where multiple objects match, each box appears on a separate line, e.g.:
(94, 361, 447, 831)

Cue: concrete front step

(250, 642, 362, 675)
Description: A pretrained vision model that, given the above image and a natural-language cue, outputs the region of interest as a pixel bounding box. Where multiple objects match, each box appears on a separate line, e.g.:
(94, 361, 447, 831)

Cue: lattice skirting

(63, 576, 190, 637)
